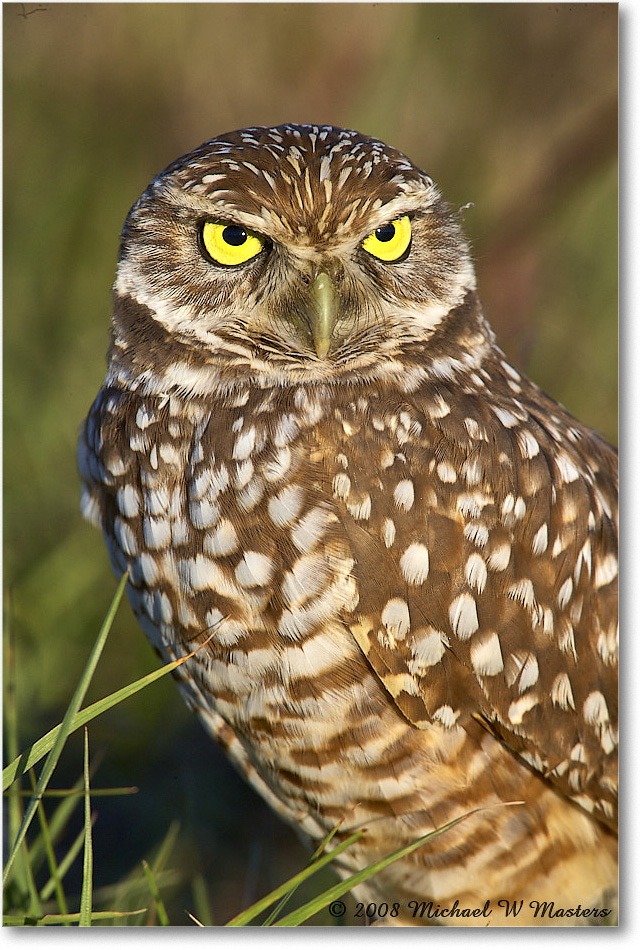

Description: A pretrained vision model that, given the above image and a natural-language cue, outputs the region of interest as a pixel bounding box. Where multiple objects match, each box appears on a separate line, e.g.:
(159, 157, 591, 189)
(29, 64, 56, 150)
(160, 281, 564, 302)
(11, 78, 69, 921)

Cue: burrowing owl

(79, 124, 617, 926)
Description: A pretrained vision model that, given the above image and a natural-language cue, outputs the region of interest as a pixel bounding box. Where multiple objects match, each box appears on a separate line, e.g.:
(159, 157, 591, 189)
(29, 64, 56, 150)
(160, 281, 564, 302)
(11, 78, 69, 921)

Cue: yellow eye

(362, 215, 412, 262)
(201, 221, 265, 267)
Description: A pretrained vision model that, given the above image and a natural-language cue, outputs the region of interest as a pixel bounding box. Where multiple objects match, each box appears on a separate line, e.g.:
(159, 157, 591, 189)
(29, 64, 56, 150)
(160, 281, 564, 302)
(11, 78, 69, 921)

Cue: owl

(78, 124, 617, 926)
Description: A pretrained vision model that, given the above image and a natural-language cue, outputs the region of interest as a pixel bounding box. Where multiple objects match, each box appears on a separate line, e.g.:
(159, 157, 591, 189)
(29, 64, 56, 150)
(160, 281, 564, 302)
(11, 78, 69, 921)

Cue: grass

(3, 574, 484, 927)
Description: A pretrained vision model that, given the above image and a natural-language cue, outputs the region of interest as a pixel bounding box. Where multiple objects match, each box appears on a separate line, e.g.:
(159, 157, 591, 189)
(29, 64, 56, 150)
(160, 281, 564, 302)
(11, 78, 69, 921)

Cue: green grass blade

(23, 776, 84, 877)
(3, 629, 208, 792)
(6, 825, 42, 921)
(139, 820, 179, 925)
(142, 860, 170, 926)
(15, 785, 138, 798)
(190, 874, 213, 926)
(3, 591, 32, 902)
(79, 728, 93, 926)
(272, 807, 512, 926)
(150, 819, 180, 876)
(91, 869, 176, 921)
(3, 909, 147, 925)
(2, 572, 128, 888)
(40, 814, 95, 902)
(262, 821, 345, 926)
(225, 830, 364, 927)
(31, 771, 69, 921)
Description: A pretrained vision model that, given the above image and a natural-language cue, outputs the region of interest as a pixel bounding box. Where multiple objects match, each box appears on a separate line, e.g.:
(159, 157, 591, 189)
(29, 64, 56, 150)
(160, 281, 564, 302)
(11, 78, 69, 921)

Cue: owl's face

(111, 124, 476, 393)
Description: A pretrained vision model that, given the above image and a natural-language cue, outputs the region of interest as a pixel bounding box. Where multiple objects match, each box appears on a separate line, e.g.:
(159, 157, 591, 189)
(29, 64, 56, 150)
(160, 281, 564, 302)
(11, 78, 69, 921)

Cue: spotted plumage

(79, 124, 617, 925)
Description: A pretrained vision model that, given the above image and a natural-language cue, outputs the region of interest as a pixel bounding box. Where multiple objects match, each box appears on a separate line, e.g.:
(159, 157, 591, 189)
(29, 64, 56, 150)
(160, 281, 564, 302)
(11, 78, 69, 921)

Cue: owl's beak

(306, 271, 338, 360)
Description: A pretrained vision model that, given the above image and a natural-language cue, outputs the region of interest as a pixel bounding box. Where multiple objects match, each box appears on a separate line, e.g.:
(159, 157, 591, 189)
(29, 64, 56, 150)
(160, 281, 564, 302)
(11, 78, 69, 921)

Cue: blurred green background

(3, 1, 617, 926)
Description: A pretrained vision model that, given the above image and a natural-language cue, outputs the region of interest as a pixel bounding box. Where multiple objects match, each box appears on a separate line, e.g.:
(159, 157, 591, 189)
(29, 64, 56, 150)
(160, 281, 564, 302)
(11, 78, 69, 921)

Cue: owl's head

(111, 124, 478, 394)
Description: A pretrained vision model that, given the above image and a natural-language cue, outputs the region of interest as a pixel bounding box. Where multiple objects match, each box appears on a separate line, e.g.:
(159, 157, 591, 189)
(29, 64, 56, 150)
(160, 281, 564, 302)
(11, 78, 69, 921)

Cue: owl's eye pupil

(222, 225, 247, 246)
(375, 223, 396, 243)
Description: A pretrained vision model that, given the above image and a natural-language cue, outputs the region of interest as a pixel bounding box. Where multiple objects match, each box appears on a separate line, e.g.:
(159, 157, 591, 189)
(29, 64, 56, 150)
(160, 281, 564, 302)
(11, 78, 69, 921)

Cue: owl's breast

(80, 380, 379, 700)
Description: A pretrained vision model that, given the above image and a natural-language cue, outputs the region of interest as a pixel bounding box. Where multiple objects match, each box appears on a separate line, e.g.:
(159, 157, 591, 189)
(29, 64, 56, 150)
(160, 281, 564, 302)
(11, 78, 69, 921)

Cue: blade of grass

(4, 825, 42, 921)
(142, 860, 170, 926)
(40, 814, 96, 902)
(79, 727, 93, 927)
(3, 909, 147, 925)
(92, 868, 176, 920)
(150, 819, 180, 877)
(3, 572, 128, 887)
(23, 775, 84, 877)
(225, 829, 365, 927)
(30, 770, 69, 921)
(262, 821, 346, 926)
(3, 628, 214, 792)
(24, 754, 104, 882)
(15, 785, 138, 798)
(3, 590, 32, 902)
(190, 874, 213, 927)
(273, 804, 523, 926)
(140, 820, 179, 925)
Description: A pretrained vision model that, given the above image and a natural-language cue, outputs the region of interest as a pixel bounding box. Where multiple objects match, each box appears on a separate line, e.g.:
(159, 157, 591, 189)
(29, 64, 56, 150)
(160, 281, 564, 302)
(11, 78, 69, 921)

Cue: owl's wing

(326, 375, 618, 829)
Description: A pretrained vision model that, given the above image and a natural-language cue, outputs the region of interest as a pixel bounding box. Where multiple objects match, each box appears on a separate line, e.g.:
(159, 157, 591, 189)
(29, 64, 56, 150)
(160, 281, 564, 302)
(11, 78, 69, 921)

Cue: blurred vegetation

(3, 1, 617, 926)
